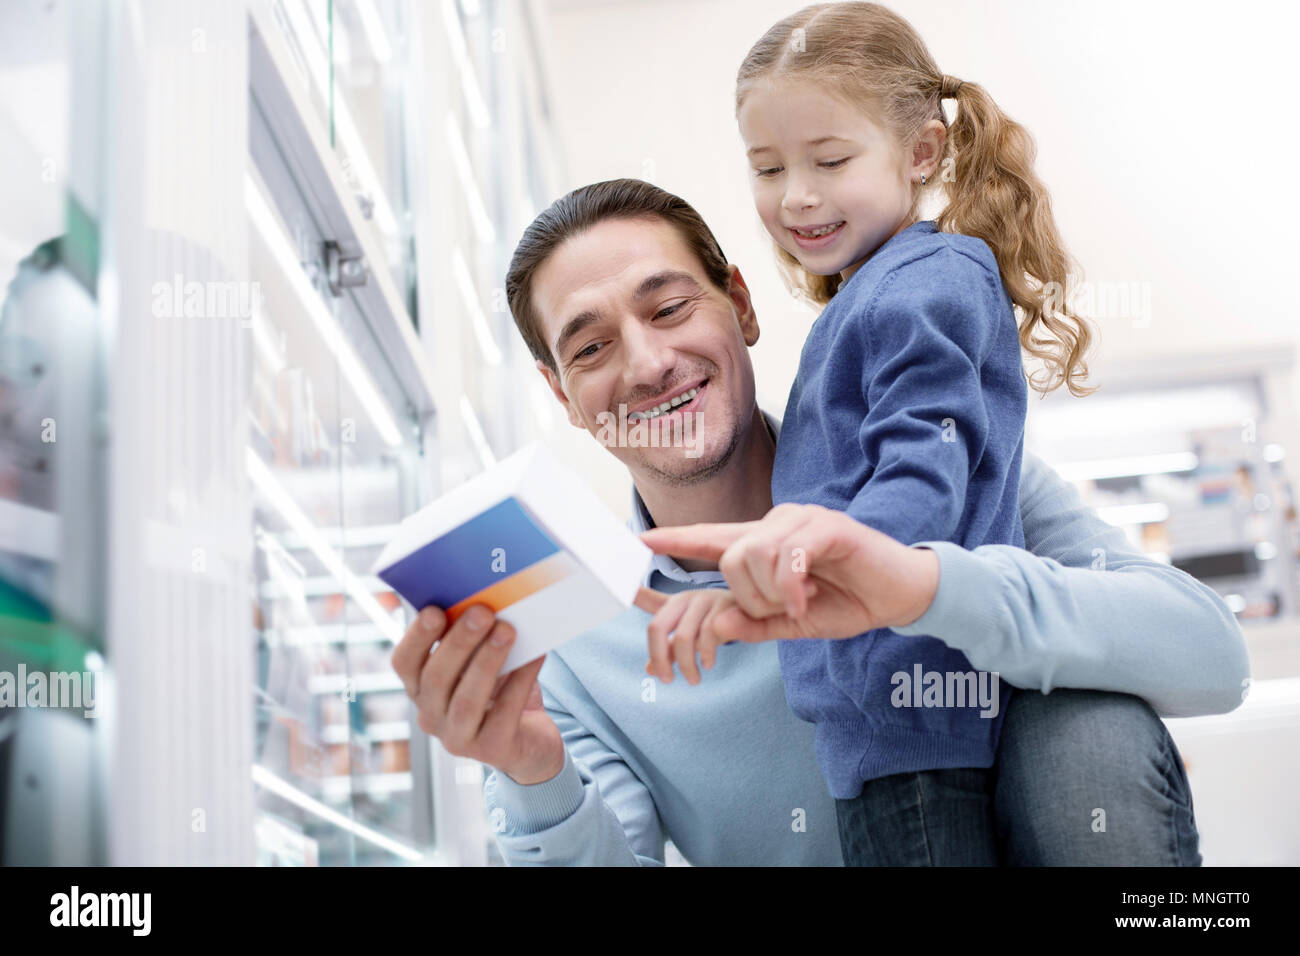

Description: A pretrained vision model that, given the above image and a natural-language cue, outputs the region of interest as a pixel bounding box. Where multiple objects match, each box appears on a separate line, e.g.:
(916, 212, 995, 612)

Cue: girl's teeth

(795, 223, 842, 238)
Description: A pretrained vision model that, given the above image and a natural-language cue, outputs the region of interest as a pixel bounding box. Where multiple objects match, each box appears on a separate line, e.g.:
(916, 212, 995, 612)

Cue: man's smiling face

(532, 216, 761, 485)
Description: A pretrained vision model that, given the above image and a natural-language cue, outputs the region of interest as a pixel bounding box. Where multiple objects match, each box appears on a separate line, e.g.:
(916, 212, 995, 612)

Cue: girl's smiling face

(739, 79, 918, 282)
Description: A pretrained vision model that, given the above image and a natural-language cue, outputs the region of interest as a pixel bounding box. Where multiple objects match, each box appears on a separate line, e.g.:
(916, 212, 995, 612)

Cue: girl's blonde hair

(736, 2, 1095, 397)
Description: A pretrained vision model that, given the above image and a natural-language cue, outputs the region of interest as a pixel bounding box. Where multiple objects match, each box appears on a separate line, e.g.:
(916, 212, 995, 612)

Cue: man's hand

(391, 604, 565, 786)
(634, 503, 940, 643)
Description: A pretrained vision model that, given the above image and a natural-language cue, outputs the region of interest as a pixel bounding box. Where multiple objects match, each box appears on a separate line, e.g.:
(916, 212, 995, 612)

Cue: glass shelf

(246, 90, 428, 864)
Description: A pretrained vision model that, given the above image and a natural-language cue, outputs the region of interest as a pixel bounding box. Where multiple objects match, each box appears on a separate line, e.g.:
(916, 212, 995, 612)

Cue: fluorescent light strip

(250, 304, 286, 374)
(255, 522, 308, 578)
(255, 531, 313, 620)
(263, 547, 311, 619)
(246, 448, 403, 642)
(245, 173, 404, 446)
(444, 112, 496, 243)
(440, 0, 490, 128)
(309, 671, 402, 694)
(1095, 502, 1171, 527)
(459, 395, 496, 469)
(269, 622, 392, 647)
(252, 764, 424, 861)
(354, 0, 392, 63)
(285, 0, 399, 238)
(1054, 452, 1199, 483)
(452, 248, 502, 365)
(272, 522, 402, 549)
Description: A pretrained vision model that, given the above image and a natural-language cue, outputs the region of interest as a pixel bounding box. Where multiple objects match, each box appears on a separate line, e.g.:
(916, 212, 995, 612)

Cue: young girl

(643, 1, 1094, 865)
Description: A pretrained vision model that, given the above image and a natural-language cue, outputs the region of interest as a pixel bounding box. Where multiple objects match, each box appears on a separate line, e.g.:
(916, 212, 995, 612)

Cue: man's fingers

(640, 522, 759, 562)
(392, 606, 446, 697)
(489, 671, 510, 701)
(479, 656, 546, 747)
(634, 586, 669, 615)
(420, 604, 497, 716)
(433, 618, 516, 750)
(523, 674, 545, 711)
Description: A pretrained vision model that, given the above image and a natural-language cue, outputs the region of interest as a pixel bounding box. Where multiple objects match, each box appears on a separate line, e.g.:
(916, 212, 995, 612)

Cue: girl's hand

(635, 503, 939, 644)
(641, 581, 819, 685)
(644, 588, 734, 685)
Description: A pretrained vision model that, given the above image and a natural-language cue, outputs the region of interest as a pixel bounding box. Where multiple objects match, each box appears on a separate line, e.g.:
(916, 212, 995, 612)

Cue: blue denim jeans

(835, 689, 1202, 866)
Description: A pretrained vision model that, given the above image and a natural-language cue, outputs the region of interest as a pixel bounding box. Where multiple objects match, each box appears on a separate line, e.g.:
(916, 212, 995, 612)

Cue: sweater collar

(629, 409, 782, 587)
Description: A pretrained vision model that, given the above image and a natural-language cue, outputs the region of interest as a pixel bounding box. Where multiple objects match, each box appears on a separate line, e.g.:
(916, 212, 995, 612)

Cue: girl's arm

(838, 247, 1019, 553)
(893, 451, 1252, 716)
(640, 449, 1251, 718)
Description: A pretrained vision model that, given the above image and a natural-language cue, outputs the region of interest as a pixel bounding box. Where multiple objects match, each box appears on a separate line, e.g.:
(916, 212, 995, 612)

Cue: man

(391, 179, 1247, 866)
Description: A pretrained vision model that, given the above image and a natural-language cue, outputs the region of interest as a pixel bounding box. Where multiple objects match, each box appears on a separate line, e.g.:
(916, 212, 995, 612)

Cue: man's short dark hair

(505, 178, 731, 377)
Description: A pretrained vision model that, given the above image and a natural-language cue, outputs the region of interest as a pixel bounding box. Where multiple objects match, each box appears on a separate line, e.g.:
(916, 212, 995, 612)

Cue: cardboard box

(371, 442, 652, 674)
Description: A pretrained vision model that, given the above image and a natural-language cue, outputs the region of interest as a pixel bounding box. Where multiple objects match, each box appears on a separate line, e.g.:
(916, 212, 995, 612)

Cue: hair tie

(940, 74, 964, 98)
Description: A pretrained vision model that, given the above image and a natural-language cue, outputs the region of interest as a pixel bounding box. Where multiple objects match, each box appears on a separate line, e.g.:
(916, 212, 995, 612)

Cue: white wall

(534, 0, 1300, 518)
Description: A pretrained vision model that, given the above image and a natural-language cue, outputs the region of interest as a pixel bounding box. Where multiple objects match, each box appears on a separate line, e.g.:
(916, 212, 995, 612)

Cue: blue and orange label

(376, 497, 575, 621)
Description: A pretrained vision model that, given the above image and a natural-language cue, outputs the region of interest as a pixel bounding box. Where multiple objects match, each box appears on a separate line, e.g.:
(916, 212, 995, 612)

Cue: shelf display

(1, 0, 562, 866)
(0, 0, 106, 866)
(246, 0, 564, 866)
(1027, 354, 1300, 628)
(246, 94, 426, 862)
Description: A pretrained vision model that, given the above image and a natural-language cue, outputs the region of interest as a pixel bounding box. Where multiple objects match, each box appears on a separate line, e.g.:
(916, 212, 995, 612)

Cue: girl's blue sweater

(772, 220, 1028, 798)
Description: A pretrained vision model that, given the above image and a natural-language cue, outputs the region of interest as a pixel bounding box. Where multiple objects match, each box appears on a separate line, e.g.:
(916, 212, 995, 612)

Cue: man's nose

(621, 319, 677, 386)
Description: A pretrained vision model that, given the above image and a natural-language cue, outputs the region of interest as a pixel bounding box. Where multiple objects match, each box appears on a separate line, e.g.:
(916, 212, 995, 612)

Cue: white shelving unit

(243, 0, 566, 867)
(1029, 346, 1300, 864)
(1, 0, 563, 868)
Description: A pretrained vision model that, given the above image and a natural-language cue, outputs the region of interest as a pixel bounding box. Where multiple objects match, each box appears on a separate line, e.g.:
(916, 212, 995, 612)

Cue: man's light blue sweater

(482, 413, 1249, 866)
(772, 220, 1028, 798)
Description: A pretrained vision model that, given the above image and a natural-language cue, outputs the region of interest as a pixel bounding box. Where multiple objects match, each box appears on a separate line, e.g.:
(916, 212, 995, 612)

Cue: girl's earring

(920, 174, 927, 185)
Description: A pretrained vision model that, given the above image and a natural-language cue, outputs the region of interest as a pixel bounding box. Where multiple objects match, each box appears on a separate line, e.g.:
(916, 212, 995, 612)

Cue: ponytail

(737, 2, 1096, 397)
(937, 78, 1096, 397)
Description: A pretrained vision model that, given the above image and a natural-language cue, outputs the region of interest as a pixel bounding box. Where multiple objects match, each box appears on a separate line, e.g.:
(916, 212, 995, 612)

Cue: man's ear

(536, 360, 584, 429)
(726, 264, 760, 347)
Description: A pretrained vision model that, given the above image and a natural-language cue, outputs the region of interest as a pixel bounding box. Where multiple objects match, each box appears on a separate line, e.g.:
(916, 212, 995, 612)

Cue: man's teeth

(629, 385, 702, 421)
(794, 223, 843, 238)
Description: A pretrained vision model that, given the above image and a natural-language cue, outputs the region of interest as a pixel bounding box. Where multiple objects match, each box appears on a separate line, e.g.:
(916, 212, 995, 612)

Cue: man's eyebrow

(746, 135, 854, 157)
(553, 271, 703, 359)
(633, 270, 702, 300)
(554, 310, 600, 361)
